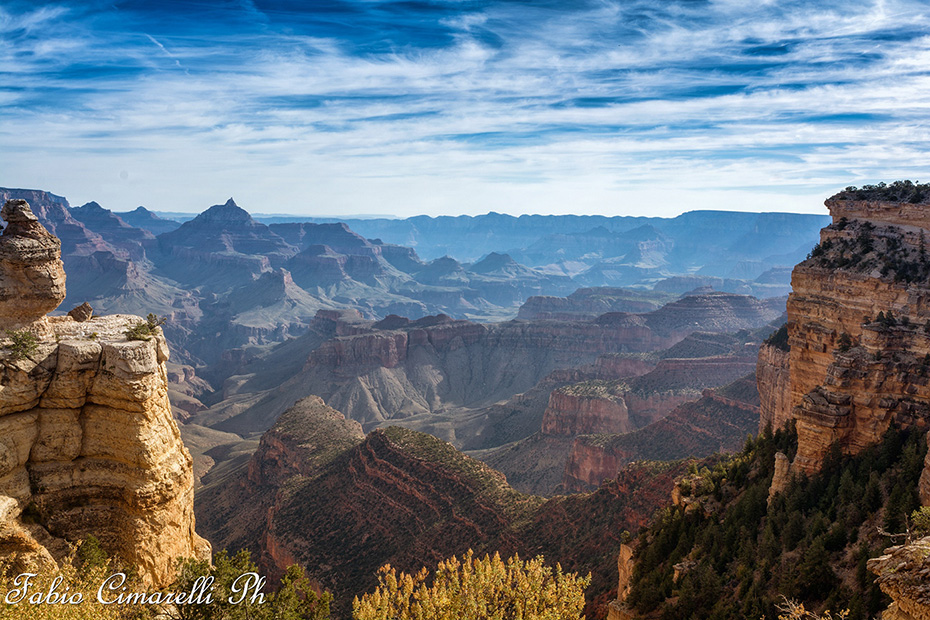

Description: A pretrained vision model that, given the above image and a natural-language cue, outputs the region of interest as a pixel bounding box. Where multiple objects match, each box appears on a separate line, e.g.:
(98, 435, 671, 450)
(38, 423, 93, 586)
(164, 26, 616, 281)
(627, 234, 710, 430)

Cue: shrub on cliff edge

(124, 314, 167, 342)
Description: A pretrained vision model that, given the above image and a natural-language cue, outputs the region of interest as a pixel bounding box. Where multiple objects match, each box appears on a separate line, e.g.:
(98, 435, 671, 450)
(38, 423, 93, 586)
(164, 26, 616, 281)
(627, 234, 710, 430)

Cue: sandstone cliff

(541, 382, 633, 436)
(760, 190, 930, 480)
(0, 199, 208, 585)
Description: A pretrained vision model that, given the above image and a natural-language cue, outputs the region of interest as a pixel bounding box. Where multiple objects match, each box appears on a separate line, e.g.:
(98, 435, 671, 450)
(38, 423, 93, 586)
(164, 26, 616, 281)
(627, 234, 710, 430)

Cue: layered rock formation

(517, 287, 673, 320)
(607, 544, 635, 620)
(209, 310, 686, 436)
(0, 199, 208, 585)
(0, 199, 67, 330)
(541, 382, 633, 436)
(210, 288, 780, 441)
(562, 375, 760, 491)
(759, 190, 930, 479)
(756, 341, 791, 432)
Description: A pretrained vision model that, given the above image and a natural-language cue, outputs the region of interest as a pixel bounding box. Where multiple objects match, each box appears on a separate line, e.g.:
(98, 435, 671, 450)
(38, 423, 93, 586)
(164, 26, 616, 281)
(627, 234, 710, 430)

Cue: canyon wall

(760, 193, 930, 479)
(199, 394, 691, 619)
(756, 342, 791, 432)
(0, 199, 208, 585)
(541, 385, 632, 436)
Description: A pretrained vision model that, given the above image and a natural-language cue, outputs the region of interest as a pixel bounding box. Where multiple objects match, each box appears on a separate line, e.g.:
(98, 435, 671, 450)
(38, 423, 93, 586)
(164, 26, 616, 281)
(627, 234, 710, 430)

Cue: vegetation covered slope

(198, 401, 698, 619)
(626, 425, 928, 620)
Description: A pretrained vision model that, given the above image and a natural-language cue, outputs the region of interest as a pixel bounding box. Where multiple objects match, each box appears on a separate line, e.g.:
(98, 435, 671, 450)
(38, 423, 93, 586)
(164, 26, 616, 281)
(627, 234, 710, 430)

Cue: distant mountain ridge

(149, 208, 827, 271)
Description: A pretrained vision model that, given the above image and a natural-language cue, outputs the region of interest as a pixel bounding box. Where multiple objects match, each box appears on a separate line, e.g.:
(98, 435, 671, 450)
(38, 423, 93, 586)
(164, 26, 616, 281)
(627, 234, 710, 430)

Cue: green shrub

(836, 333, 853, 353)
(765, 325, 790, 352)
(3, 329, 38, 361)
(353, 550, 589, 620)
(911, 506, 930, 536)
(124, 314, 167, 342)
(170, 550, 331, 620)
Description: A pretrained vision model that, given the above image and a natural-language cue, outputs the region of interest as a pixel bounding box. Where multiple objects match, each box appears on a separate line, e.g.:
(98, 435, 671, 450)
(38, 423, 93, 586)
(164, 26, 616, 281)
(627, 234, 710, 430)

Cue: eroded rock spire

(0, 199, 66, 326)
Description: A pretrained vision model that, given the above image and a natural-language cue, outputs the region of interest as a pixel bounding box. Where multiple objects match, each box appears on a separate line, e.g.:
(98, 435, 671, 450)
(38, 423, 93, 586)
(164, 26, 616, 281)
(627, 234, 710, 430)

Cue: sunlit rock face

(0, 199, 66, 329)
(759, 190, 930, 483)
(0, 200, 209, 585)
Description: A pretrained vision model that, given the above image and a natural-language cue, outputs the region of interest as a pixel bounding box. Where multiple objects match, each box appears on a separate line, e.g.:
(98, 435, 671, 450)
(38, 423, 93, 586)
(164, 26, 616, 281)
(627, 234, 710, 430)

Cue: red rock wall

(541, 391, 632, 436)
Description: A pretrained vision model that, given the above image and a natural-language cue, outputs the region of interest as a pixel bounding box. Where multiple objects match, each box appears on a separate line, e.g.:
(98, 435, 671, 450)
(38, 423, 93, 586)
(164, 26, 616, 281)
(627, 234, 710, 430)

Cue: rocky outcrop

(0, 200, 66, 329)
(760, 191, 930, 477)
(67, 302, 93, 323)
(757, 342, 791, 432)
(246, 396, 364, 487)
(0, 200, 208, 585)
(541, 383, 632, 436)
(644, 291, 784, 336)
(868, 537, 930, 620)
(768, 452, 792, 501)
(563, 376, 760, 491)
(517, 287, 671, 320)
(606, 545, 636, 620)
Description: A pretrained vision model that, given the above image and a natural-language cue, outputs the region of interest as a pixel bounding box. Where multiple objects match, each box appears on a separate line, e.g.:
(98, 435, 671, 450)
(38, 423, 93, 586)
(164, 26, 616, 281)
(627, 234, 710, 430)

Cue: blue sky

(1, 0, 929, 217)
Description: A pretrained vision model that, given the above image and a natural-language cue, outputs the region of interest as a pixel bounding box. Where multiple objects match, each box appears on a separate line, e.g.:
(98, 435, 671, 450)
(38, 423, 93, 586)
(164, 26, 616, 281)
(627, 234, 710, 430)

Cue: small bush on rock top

(911, 506, 930, 536)
(124, 314, 167, 342)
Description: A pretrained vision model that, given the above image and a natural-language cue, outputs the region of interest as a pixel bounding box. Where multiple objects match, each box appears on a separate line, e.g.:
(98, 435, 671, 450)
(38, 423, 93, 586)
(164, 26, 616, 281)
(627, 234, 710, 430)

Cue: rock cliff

(760, 189, 930, 479)
(756, 341, 791, 432)
(0, 199, 67, 330)
(0, 199, 208, 585)
(541, 382, 633, 436)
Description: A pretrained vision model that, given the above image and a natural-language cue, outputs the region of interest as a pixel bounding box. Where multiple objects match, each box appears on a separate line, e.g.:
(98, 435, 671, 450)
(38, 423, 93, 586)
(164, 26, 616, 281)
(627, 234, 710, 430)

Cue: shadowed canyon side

(758, 189, 930, 490)
(478, 328, 765, 496)
(0, 199, 209, 586)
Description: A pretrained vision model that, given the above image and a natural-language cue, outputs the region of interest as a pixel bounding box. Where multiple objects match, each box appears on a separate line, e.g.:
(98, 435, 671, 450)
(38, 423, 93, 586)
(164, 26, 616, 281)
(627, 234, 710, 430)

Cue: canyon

(14, 182, 926, 618)
(197, 394, 699, 619)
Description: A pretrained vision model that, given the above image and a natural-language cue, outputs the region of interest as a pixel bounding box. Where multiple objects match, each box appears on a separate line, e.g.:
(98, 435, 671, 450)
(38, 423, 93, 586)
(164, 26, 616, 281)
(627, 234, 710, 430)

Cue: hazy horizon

(2, 0, 928, 217)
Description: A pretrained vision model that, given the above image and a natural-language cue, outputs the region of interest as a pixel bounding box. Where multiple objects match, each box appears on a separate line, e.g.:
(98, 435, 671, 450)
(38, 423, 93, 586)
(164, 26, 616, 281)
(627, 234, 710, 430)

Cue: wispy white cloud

(0, 0, 928, 216)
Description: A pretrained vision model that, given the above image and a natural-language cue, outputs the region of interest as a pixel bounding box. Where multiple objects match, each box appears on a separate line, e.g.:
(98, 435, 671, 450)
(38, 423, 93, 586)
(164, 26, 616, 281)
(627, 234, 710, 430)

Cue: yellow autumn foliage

(352, 550, 590, 620)
(0, 561, 149, 620)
